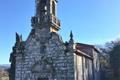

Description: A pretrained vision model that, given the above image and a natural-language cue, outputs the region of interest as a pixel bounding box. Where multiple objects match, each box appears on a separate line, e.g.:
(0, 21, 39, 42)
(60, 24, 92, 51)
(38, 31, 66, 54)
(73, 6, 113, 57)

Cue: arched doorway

(37, 77, 48, 80)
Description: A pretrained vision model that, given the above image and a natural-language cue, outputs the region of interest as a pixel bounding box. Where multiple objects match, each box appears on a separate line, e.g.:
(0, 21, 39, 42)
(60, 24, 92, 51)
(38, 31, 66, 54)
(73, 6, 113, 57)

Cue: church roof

(74, 43, 100, 59)
(76, 43, 100, 53)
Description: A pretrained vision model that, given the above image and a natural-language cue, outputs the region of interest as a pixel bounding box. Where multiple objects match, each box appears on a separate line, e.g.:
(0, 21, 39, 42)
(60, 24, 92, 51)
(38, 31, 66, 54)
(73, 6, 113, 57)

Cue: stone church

(9, 0, 100, 80)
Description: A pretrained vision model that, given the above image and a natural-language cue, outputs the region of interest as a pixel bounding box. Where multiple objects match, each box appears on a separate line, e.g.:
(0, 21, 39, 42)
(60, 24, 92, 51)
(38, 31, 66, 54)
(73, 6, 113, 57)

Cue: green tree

(102, 40, 120, 80)
(99, 40, 120, 80)
(109, 42, 120, 80)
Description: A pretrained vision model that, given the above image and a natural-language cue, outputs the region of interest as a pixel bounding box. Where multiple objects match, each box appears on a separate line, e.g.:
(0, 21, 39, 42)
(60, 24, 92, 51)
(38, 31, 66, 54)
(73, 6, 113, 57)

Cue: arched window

(52, 1, 55, 16)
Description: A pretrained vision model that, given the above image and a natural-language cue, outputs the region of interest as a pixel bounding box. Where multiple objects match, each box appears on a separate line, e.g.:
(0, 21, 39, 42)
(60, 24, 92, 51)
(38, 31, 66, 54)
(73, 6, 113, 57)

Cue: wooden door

(38, 78, 48, 80)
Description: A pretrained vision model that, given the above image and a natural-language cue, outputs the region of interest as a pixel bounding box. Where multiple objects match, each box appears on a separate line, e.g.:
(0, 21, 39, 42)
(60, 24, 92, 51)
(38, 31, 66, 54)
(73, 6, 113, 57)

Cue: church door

(38, 77, 48, 80)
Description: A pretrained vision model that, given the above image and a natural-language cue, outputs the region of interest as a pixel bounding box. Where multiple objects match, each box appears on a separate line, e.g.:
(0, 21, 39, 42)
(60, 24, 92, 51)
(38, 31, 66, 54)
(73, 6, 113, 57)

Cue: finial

(16, 32, 22, 42)
(69, 31, 74, 44)
(16, 32, 20, 42)
(70, 31, 73, 40)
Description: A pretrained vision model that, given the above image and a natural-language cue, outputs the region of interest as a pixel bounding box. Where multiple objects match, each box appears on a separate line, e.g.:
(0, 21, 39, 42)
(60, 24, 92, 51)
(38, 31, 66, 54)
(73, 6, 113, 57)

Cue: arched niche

(30, 57, 55, 80)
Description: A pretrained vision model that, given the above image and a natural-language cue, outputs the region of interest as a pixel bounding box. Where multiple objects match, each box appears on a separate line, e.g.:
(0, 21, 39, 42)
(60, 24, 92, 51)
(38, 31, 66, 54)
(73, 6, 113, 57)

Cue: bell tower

(31, 0, 60, 32)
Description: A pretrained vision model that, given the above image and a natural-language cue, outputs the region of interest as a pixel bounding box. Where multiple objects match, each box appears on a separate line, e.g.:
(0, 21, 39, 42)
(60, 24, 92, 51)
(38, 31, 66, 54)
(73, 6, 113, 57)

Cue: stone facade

(9, 0, 100, 80)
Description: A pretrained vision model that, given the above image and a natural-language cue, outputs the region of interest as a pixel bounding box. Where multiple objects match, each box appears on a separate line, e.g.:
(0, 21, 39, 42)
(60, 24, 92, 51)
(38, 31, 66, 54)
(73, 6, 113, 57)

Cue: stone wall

(14, 28, 75, 80)
(93, 49, 100, 80)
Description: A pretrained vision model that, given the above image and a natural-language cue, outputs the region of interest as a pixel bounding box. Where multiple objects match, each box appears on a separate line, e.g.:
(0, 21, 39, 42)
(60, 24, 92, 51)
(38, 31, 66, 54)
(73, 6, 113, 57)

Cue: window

(40, 0, 47, 12)
(85, 58, 88, 68)
(52, 1, 55, 16)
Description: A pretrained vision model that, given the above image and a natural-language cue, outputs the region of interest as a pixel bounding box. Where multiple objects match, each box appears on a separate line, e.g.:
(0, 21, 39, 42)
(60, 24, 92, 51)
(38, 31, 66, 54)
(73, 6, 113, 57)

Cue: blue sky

(0, 0, 120, 64)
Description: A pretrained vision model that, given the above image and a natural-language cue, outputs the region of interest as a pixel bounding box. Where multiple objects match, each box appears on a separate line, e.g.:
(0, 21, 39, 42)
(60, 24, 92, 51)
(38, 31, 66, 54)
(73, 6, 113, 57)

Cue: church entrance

(38, 77, 48, 80)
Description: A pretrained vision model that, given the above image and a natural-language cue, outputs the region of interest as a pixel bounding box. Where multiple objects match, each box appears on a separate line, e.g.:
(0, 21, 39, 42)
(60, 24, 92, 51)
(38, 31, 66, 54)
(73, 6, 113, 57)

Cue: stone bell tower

(32, 0, 60, 32)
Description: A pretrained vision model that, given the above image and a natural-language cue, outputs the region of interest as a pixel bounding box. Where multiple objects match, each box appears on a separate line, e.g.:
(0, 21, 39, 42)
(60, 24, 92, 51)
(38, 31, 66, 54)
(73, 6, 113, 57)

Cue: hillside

(0, 64, 10, 80)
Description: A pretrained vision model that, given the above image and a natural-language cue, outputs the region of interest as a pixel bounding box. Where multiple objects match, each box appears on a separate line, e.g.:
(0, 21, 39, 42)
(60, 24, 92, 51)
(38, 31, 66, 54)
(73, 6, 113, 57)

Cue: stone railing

(31, 14, 60, 29)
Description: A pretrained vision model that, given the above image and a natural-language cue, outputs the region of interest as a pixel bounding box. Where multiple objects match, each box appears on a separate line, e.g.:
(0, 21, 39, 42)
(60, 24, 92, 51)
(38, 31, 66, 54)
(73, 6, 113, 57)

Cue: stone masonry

(9, 0, 100, 80)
